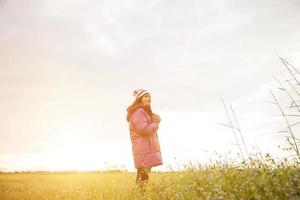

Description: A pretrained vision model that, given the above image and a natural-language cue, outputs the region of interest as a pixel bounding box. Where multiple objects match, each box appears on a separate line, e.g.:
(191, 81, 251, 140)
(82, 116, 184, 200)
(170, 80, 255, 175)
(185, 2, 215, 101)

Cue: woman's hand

(152, 113, 161, 124)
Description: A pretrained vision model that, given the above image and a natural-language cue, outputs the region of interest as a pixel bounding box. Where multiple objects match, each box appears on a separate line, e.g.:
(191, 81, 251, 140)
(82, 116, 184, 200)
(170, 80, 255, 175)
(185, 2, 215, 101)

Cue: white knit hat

(133, 89, 150, 100)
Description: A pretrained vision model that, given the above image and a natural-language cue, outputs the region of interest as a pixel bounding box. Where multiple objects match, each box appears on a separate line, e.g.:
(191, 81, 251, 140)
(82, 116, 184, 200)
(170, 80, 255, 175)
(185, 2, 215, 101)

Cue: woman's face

(141, 93, 151, 106)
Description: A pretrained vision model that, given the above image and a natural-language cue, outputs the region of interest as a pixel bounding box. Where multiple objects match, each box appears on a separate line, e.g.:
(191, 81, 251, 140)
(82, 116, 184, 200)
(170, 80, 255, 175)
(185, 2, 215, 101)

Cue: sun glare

(43, 120, 103, 171)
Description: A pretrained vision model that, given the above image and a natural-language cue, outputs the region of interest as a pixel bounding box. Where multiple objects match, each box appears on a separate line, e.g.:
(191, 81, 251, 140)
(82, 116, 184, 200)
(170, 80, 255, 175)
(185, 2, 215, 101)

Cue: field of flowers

(1, 157, 299, 200)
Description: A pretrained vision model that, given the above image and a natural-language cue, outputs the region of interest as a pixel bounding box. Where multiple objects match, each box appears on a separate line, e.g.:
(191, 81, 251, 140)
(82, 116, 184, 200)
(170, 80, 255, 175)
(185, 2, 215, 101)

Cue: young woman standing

(126, 89, 163, 191)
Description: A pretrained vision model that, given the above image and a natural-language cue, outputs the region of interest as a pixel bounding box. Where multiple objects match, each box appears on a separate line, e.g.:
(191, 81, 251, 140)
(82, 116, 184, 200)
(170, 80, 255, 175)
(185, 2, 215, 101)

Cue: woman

(126, 89, 163, 191)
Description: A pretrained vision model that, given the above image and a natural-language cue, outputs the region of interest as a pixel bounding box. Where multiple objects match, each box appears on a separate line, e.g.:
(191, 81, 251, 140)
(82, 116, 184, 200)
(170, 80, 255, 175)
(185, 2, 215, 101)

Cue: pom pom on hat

(133, 89, 150, 100)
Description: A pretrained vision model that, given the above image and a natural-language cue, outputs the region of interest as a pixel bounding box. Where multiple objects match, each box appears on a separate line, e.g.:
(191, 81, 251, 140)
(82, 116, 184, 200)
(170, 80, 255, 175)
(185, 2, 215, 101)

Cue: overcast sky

(1, 0, 300, 171)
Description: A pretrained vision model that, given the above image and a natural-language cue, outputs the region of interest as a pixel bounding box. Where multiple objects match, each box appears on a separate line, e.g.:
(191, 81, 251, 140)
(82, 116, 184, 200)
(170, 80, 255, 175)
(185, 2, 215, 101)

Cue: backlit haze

(1, 0, 300, 172)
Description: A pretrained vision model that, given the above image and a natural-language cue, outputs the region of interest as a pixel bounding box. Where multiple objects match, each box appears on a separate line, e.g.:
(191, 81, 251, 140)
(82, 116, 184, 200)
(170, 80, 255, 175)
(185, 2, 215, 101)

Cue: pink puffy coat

(129, 108, 163, 169)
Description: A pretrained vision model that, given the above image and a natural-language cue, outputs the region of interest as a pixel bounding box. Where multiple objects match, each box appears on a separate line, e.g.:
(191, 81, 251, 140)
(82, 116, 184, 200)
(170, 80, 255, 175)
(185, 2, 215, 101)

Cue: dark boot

(136, 168, 150, 193)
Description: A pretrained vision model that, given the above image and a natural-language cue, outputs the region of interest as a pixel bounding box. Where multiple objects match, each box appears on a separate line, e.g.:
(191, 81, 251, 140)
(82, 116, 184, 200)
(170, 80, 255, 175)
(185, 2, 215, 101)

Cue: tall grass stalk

(219, 98, 250, 161)
(270, 56, 300, 162)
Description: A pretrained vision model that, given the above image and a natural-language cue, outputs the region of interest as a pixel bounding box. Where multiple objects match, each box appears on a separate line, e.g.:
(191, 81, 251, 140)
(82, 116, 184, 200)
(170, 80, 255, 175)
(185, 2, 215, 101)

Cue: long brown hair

(126, 95, 153, 122)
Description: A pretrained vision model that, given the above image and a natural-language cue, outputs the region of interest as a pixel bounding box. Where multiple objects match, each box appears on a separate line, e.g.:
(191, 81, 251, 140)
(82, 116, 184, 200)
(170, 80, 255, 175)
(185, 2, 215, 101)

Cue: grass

(1, 156, 299, 200)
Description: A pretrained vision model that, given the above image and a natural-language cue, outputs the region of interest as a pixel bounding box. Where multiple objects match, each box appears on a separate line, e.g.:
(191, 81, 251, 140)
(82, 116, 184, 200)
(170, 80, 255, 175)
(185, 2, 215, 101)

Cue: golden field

(1, 158, 300, 200)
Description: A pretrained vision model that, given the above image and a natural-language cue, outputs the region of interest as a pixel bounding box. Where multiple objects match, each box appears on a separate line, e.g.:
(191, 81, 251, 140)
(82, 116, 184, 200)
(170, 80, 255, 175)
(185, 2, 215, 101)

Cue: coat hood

(126, 103, 153, 122)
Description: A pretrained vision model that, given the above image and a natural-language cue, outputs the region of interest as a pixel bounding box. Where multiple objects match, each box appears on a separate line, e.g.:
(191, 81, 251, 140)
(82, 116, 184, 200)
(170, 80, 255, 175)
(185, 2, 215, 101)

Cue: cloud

(1, 0, 300, 170)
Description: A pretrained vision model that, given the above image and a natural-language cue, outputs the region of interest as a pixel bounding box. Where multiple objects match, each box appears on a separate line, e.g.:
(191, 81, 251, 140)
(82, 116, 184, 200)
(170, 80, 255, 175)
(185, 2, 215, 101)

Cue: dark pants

(136, 167, 151, 191)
